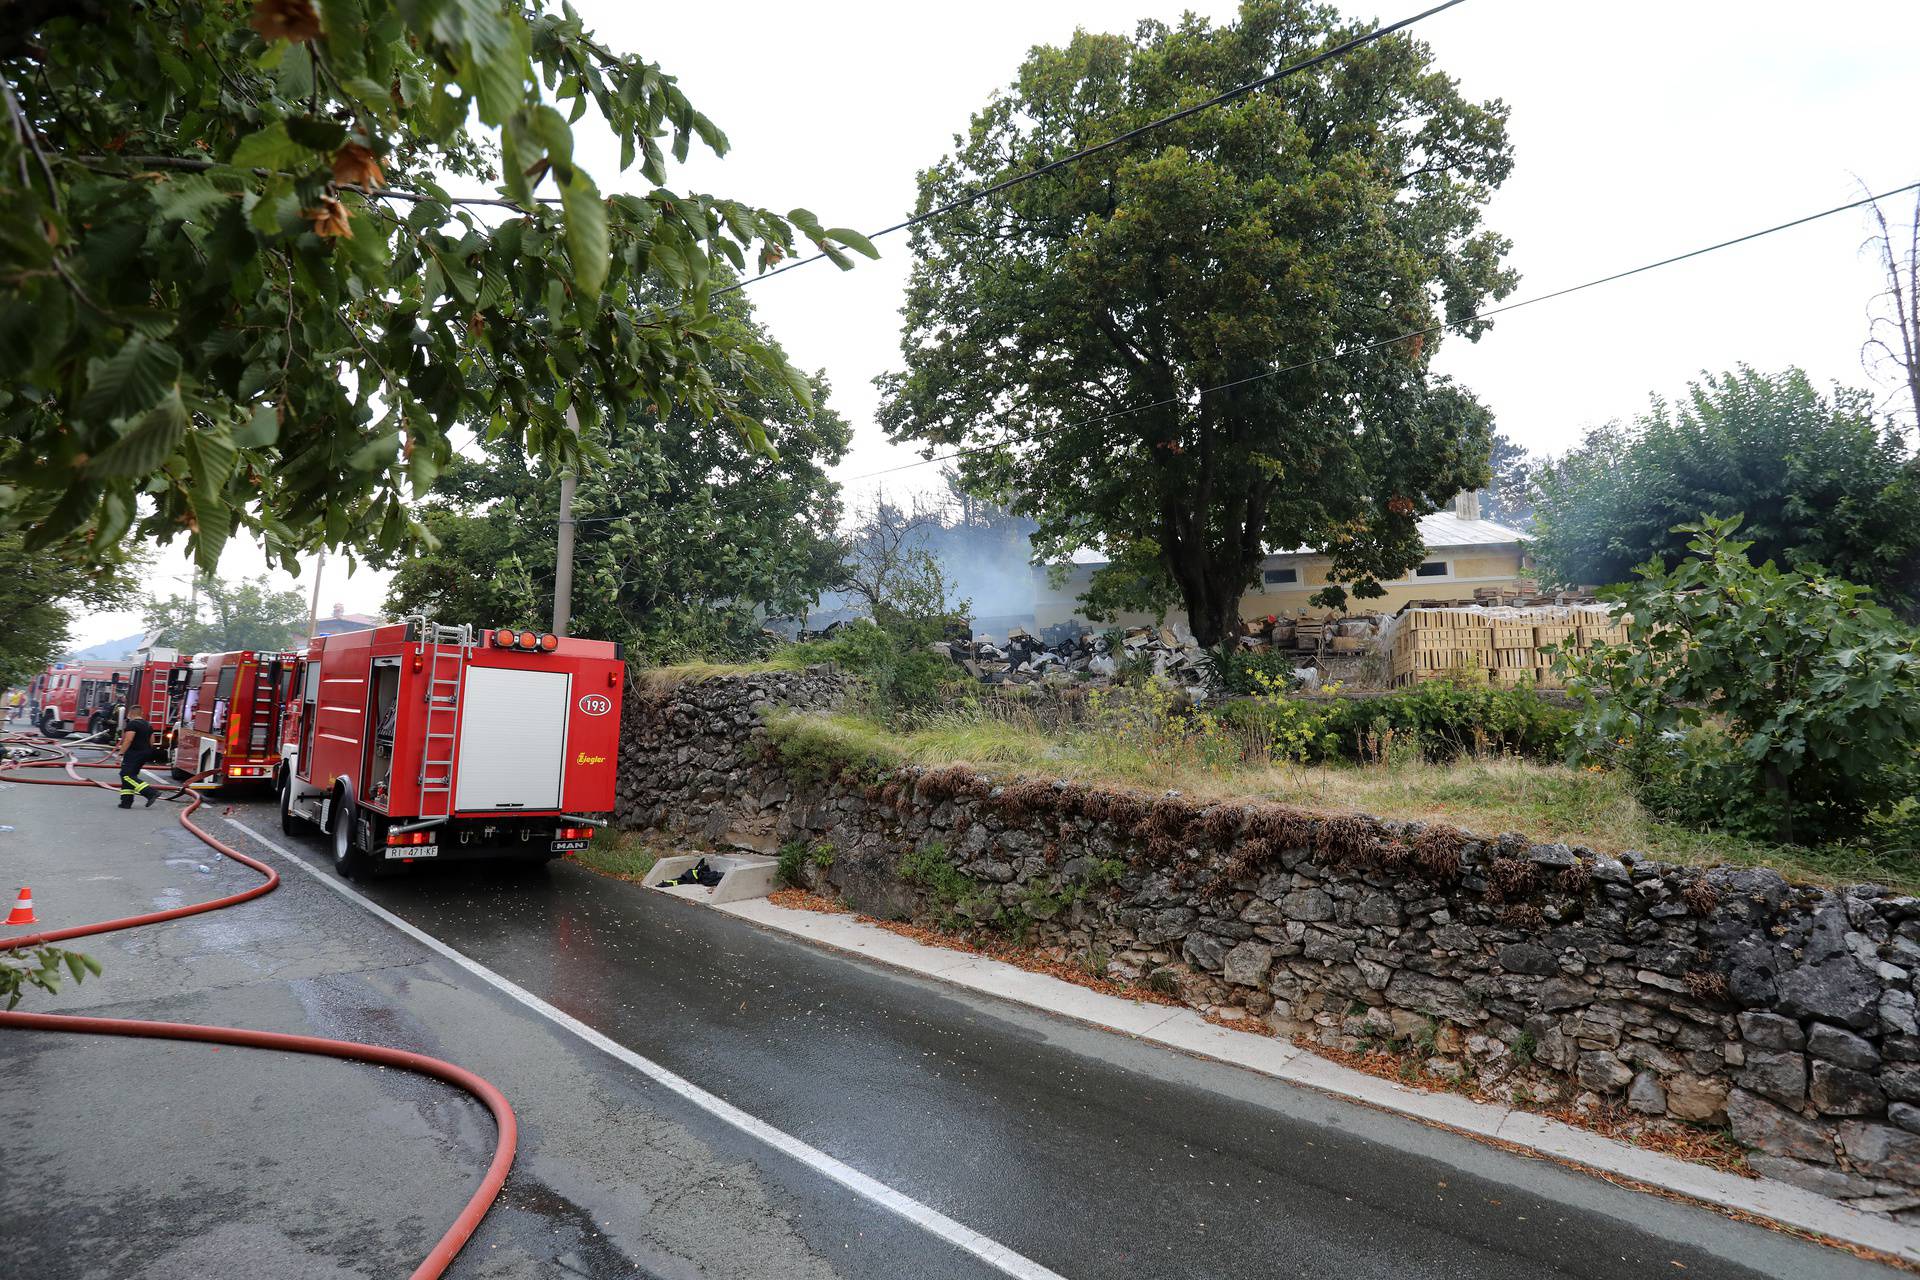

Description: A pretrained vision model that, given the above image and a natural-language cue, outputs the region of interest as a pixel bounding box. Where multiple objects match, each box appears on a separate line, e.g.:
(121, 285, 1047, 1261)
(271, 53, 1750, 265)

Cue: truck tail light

(516, 629, 537, 649)
(555, 826, 593, 841)
(385, 830, 436, 847)
(538, 633, 559, 652)
(492, 628, 516, 648)
(227, 764, 267, 778)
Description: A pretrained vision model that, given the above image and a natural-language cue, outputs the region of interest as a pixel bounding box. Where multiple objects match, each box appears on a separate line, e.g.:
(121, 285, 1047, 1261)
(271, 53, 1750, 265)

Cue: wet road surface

(230, 802, 1898, 1280)
(0, 778, 993, 1279)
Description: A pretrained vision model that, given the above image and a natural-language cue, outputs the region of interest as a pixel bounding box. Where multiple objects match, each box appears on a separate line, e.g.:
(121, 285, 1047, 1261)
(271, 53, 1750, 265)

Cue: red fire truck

(121, 648, 190, 751)
(169, 649, 300, 786)
(277, 620, 624, 877)
(37, 661, 133, 736)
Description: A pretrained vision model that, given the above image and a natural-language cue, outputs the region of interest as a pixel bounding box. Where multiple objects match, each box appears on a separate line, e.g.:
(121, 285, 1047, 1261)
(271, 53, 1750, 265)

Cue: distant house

(1032, 493, 1533, 630)
(313, 603, 382, 637)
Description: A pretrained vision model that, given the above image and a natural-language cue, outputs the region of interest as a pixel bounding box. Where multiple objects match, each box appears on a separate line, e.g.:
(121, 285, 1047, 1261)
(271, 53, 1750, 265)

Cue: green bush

(1205, 645, 1305, 696)
(1317, 679, 1573, 762)
(780, 618, 969, 720)
(1565, 515, 1920, 844)
(1214, 679, 1573, 765)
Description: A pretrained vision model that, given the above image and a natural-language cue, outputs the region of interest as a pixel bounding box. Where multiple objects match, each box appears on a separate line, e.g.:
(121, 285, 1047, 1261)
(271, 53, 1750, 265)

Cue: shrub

(1213, 679, 1572, 766)
(777, 839, 810, 888)
(1204, 645, 1306, 696)
(1312, 678, 1573, 762)
(897, 841, 973, 908)
(781, 618, 969, 720)
(1564, 515, 1920, 844)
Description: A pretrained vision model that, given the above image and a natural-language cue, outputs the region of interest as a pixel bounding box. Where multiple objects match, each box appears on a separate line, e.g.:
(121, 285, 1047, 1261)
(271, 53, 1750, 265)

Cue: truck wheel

(328, 783, 365, 879)
(38, 710, 57, 737)
(279, 773, 315, 838)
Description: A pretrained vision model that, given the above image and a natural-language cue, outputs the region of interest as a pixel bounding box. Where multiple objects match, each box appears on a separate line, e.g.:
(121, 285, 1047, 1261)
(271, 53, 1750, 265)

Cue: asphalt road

(0, 769, 989, 1280)
(0, 755, 1898, 1279)
(235, 804, 1893, 1280)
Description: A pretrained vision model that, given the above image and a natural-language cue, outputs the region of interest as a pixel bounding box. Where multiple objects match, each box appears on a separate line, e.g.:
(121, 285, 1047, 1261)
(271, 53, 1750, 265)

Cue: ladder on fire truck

(246, 658, 279, 756)
(413, 622, 471, 823)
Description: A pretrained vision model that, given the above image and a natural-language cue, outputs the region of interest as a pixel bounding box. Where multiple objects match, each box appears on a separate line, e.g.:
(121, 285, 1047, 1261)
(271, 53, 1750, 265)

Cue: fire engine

(37, 661, 133, 736)
(277, 619, 624, 877)
(169, 649, 300, 786)
(121, 647, 189, 750)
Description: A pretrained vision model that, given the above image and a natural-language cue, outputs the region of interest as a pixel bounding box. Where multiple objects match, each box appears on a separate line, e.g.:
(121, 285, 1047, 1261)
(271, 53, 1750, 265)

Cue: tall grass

(764, 703, 1920, 892)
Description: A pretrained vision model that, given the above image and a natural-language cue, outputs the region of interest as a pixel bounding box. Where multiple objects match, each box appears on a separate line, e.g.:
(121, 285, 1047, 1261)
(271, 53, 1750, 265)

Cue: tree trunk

(1189, 592, 1241, 650)
(1160, 517, 1257, 650)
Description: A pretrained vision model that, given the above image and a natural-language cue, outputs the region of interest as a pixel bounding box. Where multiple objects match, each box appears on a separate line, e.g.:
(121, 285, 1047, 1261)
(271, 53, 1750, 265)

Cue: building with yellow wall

(1031, 495, 1532, 631)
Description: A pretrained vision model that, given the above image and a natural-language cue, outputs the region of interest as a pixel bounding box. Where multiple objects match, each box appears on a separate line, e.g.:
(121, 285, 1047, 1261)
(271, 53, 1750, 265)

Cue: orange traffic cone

(5, 886, 36, 926)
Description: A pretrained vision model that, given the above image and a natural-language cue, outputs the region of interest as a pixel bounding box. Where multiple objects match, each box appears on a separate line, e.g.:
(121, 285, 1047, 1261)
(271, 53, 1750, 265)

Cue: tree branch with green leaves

(0, 0, 876, 575)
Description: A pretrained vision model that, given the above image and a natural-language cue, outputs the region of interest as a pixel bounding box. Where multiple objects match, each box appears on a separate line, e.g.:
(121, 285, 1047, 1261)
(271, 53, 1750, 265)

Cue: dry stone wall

(617, 672, 1920, 1216)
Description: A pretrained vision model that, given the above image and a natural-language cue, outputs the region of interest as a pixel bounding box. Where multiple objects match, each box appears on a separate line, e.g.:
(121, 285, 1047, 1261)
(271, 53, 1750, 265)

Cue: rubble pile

(928, 624, 1204, 686)
(926, 610, 1395, 692)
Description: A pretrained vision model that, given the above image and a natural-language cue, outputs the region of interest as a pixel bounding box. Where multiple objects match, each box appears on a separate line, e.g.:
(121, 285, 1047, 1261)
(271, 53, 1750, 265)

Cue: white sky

(70, 0, 1920, 648)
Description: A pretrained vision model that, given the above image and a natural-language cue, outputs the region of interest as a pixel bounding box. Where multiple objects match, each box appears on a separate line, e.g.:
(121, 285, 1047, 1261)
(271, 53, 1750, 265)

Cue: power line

(848, 179, 1920, 483)
(715, 0, 1469, 296)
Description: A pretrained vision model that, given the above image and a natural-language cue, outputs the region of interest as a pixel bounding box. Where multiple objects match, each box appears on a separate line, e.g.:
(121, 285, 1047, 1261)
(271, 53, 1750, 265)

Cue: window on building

(1413, 560, 1450, 579)
(1263, 566, 1298, 586)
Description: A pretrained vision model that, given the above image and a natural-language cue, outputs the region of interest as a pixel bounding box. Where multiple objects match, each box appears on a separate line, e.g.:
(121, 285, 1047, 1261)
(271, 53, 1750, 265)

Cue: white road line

(225, 818, 1068, 1280)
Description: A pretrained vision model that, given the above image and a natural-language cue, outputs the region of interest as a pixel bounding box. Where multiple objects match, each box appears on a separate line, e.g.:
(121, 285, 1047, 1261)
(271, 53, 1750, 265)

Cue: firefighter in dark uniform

(115, 705, 159, 809)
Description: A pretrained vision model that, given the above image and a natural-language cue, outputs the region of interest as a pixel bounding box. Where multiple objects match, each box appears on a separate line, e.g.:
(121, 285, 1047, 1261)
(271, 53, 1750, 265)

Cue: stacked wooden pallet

(1382, 604, 1624, 689)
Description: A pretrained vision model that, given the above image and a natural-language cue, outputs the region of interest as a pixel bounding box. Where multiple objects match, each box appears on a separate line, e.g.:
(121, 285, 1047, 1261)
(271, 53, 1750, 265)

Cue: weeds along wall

(618, 672, 1920, 1214)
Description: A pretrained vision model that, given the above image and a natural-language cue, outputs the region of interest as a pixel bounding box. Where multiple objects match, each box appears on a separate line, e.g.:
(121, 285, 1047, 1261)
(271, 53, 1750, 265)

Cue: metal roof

(1404, 511, 1531, 550)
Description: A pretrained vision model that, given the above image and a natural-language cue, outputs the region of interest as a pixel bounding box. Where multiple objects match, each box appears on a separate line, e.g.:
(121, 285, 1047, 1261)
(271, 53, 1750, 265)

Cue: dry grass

(767, 710, 1917, 892)
(630, 661, 778, 693)
(569, 827, 662, 881)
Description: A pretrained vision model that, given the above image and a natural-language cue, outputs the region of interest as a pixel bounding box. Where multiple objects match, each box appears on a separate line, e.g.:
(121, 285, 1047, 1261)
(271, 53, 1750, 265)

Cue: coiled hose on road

(0, 729, 516, 1280)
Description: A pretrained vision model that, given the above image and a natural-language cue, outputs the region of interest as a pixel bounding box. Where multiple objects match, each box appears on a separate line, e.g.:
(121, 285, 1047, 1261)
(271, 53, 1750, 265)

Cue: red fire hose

(0, 731, 516, 1279)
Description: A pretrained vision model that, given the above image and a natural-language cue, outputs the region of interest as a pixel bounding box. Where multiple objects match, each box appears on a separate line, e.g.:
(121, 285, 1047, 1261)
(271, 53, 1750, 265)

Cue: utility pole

(306, 547, 326, 638)
(551, 404, 580, 636)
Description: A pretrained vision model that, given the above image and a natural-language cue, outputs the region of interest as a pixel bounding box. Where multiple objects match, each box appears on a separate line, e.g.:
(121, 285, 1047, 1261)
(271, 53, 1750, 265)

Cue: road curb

(709, 894, 1920, 1266)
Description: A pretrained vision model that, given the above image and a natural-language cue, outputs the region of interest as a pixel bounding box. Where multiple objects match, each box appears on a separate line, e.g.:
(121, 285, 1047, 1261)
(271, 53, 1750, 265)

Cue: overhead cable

(715, 0, 1470, 295)
(846, 179, 1920, 482)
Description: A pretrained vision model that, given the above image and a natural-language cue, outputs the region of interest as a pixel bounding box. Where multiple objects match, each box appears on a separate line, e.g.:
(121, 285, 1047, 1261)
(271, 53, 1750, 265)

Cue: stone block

(1497, 942, 1555, 976)
(1807, 1023, 1880, 1071)
(1302, 931, 1357, 964)
(1737, 1011, 1805, 1052)
(1385, 971, 1480, 1024)
(1726, 1089, 1836, 1164)
(1183, 932, 1232, 972)
(1537, 978, 1593, 1012)
(1576, 1050, 1633, 1093)
(1627, 1071, 1667, 1114)
(1735, 1050, 1807, 1106)
(1810, 1062, 1884, 1116)
(1281, 889, 1334, 922)
(1664, 1074, 1729, 1123)
(1776, 958, 1880, 1030)
(1221, 941, 1274, 988)
(1838, 1122, 1920, 1185)
(1882, 1063, 1920, 1104)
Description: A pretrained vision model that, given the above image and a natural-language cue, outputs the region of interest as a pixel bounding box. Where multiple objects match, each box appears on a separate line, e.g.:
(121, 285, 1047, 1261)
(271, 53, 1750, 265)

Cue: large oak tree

(878, 0, 1514, 645)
